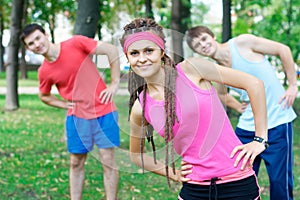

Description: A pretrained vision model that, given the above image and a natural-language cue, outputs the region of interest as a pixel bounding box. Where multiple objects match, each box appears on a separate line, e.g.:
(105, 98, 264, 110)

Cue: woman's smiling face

(126, 40, 164, 78)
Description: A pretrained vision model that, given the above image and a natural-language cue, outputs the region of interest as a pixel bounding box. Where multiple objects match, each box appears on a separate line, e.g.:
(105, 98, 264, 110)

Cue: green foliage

(156, 0, 172, 28)
(98, 68, 111, 83)
(233, 18, 251, 35)
(232, 0, 300, 61)
(251, 0, 300, 60)
(180, 0, 192, 31)
(190, 2, 209, 27)
(0, 0, 12, 29)
(27, 0, 77, 26)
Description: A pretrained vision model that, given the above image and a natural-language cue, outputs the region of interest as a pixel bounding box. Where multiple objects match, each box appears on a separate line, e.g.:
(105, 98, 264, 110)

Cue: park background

(1, 0, 300, 199)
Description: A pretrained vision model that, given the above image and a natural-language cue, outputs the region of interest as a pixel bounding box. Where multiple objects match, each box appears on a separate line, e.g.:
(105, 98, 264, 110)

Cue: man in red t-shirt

(20, 24, 120, 200)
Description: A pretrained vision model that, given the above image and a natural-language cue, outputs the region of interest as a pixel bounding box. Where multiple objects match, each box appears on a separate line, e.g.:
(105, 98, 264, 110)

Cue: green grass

(0, 71, 39, 87)
(0, 71, 128, 88)
(0, 94, 181, 199)
(0, 86, 299, 199)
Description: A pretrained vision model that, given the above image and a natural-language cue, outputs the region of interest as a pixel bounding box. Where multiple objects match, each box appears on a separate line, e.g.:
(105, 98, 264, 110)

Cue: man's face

(191, 33, 216, 57)
(24, 30, 49, 55)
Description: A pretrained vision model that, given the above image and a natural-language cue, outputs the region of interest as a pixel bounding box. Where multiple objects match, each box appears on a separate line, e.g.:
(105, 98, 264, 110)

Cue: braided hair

(120, 18, 178, 186)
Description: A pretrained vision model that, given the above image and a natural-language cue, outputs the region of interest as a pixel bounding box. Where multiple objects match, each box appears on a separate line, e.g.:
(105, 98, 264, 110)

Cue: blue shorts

(66, 111, 120, 154)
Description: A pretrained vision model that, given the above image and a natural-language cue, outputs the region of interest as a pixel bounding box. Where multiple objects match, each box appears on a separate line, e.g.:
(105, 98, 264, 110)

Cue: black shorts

(179, 175, 260, 200)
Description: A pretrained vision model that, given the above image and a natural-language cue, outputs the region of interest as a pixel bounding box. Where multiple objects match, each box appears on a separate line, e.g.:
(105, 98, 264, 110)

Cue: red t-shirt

(38, 35, 116, 119)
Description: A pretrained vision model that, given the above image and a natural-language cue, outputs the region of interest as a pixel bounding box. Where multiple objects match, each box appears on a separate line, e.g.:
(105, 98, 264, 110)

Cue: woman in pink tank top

(120, 18, 268, 200)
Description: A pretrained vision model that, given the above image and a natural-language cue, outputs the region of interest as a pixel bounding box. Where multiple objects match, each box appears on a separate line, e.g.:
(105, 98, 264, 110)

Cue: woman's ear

(161, 51, 165, 58)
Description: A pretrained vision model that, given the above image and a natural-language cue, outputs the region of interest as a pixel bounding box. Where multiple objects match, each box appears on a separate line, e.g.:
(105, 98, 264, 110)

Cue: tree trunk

(5, 0, 25, 111)
(145, 0, 154, 19)
(98, 0, 103, 40)
(222, 0, 231, 42)
(171, 0, 183, 63)
(20, 0, 28, 79)
(74, 0, 100, 38)
(222, 0, 232, 114)
(171, 0, 191, 64)
(20, 45, 27, 79)
(49, 13, 56, 43)
(0, 7, 4, 72)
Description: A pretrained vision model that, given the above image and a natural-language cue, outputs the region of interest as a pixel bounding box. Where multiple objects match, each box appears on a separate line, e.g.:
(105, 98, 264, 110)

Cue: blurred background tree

(5, 0, 25, 110)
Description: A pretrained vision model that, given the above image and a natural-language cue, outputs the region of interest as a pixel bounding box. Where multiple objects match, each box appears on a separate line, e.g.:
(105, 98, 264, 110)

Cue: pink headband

(123, 31, 165, 53)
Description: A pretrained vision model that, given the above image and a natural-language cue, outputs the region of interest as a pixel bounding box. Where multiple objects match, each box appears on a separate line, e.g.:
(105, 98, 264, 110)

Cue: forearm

(223, 94, 244, 113)
(129, 105, 180, 183)
(246, 80, 268, 139)
(110, 61, 120, 85)
(280, 45, 297, 86)
(39, 93, 69, 109)
(130, 152, 180, 182)
(218, 90, 245, 113)
(107, 47, 120, 87)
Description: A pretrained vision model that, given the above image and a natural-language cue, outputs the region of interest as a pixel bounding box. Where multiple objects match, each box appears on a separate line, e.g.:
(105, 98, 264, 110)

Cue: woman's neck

(145, 69, 165, 100)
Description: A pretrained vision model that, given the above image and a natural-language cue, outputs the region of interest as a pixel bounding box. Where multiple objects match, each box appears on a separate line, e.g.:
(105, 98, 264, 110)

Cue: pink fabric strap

(123, 32, 165, 53)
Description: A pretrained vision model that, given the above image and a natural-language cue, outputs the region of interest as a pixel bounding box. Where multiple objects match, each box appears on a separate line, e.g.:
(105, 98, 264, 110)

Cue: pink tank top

(139, 64, 252, 182)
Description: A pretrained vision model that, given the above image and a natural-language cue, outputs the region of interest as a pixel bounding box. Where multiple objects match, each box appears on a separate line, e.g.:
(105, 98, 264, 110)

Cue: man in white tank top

(185, 26, 298, 200)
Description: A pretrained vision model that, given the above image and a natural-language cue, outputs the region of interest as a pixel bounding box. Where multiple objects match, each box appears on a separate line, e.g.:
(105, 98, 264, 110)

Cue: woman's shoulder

(180, 57, 215, 74)
(179, 58, 199, 71)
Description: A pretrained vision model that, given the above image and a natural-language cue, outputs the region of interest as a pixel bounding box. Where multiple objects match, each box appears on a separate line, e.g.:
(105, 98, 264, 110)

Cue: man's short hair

(20, 23, 46, 44)
(186, 26, 215, 50)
